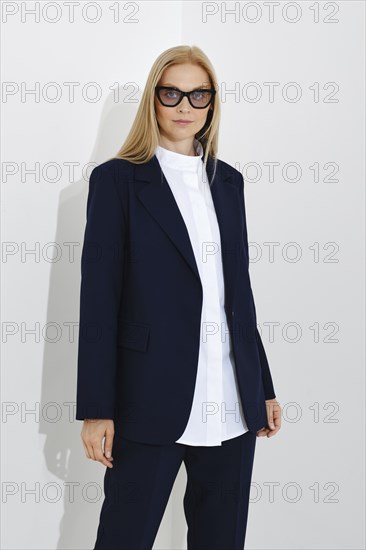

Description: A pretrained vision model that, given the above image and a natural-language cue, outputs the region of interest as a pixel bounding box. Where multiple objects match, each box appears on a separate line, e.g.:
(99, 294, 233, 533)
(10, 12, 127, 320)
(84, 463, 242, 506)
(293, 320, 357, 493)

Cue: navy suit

(75, 153, 276, 444)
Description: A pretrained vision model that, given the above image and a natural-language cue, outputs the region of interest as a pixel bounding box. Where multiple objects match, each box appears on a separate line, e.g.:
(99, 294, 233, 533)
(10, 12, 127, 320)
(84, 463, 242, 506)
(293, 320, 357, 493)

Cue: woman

(76, 45, 281, 550)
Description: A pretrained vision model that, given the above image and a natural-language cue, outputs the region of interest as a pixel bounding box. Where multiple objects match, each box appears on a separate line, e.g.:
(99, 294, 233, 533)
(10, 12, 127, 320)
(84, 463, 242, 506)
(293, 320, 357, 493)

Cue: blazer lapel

(134, 153, 242, 306)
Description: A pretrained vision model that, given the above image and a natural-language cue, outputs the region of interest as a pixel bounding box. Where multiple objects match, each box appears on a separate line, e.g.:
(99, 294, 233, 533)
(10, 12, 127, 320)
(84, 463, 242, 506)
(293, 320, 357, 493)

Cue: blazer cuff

(76, 403, 115, 421)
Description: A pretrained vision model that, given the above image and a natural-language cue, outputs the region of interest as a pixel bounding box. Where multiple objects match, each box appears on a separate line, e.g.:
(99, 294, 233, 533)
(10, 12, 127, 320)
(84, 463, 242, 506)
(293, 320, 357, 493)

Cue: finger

(268, 422, 281, 436)
(94, 445, 113, 468)
(268, 405, 275, 430)
(274, 416, 282, 430)
(104, 428, 114, 459)
(87, 442, 96, 461)
(82, 440, 91, 459)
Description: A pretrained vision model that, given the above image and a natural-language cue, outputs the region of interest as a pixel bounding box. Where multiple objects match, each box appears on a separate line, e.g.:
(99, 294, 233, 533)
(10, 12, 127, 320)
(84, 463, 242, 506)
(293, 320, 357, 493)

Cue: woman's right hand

(81, 419, 115, 468)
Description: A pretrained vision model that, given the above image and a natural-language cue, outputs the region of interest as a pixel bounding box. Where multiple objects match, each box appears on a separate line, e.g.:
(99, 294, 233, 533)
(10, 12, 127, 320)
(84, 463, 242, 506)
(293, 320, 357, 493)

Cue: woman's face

(154, 63, 213, 150)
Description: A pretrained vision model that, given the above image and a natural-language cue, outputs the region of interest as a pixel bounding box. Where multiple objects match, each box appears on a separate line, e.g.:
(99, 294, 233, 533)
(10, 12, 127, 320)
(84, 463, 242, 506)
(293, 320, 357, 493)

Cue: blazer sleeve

(75, 162, 125, 420)
(237, 171, 276, 400)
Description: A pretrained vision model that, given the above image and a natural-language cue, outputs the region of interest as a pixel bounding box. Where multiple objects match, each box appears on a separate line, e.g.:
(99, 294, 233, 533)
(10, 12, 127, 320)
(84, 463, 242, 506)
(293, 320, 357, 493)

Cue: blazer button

(231, 311, 235, 316)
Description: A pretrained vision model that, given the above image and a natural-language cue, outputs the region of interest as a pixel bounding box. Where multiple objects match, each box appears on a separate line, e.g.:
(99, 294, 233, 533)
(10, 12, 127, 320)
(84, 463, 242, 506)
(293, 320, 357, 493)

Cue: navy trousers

(93, 430, 257, 550)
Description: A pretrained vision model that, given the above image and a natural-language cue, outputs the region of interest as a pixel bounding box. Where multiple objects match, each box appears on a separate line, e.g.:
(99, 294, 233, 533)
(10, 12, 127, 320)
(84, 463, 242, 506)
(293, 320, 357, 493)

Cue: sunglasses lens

(157, 88, 213, 108)
(190, 90, 212, 107)
(158, 88, 181, 106)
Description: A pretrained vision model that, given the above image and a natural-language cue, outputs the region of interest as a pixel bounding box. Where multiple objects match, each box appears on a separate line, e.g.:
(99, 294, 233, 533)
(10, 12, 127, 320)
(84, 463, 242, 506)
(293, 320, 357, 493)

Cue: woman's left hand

(256, 399, 282, 438)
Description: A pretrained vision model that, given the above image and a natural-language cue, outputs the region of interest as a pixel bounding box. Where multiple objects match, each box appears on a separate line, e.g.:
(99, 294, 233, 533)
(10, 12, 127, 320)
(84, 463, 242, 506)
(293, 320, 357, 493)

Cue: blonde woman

(76, 45, 281, 550)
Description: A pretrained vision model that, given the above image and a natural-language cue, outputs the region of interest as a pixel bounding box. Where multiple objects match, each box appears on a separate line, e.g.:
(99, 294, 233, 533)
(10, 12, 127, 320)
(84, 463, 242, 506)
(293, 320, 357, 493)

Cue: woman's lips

(173, 120, 193, 126)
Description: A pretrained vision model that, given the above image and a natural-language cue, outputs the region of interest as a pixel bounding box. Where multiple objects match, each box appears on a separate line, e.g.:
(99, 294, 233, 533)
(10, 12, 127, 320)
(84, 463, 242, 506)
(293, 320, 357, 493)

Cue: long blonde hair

(111, 45, 221, 183)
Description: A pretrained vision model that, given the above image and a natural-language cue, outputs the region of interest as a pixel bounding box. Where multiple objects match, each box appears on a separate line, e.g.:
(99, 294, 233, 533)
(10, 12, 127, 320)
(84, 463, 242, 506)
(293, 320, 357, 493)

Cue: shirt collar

(154, 138, 203, 172)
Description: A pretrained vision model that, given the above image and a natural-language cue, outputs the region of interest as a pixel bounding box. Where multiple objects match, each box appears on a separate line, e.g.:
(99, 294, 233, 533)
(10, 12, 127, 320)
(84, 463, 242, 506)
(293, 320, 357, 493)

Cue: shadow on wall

(39, 86, 188, 550)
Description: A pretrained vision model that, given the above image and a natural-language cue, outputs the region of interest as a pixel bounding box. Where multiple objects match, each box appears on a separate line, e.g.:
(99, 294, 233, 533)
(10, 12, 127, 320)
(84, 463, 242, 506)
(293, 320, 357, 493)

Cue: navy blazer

(75, 153, 276, 444)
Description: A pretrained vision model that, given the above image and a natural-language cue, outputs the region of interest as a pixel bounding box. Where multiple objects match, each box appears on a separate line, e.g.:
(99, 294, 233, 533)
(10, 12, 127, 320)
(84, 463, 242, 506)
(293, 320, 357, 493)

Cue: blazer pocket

(117, 319, 150, 352)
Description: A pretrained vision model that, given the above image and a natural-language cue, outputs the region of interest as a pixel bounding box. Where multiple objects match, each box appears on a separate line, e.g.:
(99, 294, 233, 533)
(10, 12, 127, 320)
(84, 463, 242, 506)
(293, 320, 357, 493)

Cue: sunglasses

(155, 86, 216, 109)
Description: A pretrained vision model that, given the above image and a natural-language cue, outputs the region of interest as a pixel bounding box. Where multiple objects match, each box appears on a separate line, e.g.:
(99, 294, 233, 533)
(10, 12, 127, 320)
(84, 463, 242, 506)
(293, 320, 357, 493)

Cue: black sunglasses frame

(155, 86, 216, 109)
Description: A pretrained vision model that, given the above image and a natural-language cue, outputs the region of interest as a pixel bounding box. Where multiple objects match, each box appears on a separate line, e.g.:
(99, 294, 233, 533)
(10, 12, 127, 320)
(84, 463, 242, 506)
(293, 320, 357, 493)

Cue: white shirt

(154, 139, 248, 446)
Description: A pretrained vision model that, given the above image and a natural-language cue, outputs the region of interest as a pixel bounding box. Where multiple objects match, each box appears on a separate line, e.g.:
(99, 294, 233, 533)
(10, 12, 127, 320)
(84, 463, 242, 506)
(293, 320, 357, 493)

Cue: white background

(1, 1, 365, 549)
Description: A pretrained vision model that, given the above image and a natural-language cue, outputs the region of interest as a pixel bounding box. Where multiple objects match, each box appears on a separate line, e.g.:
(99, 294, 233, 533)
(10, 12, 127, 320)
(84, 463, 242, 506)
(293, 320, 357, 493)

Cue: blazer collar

(133, 153, 242, 307)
